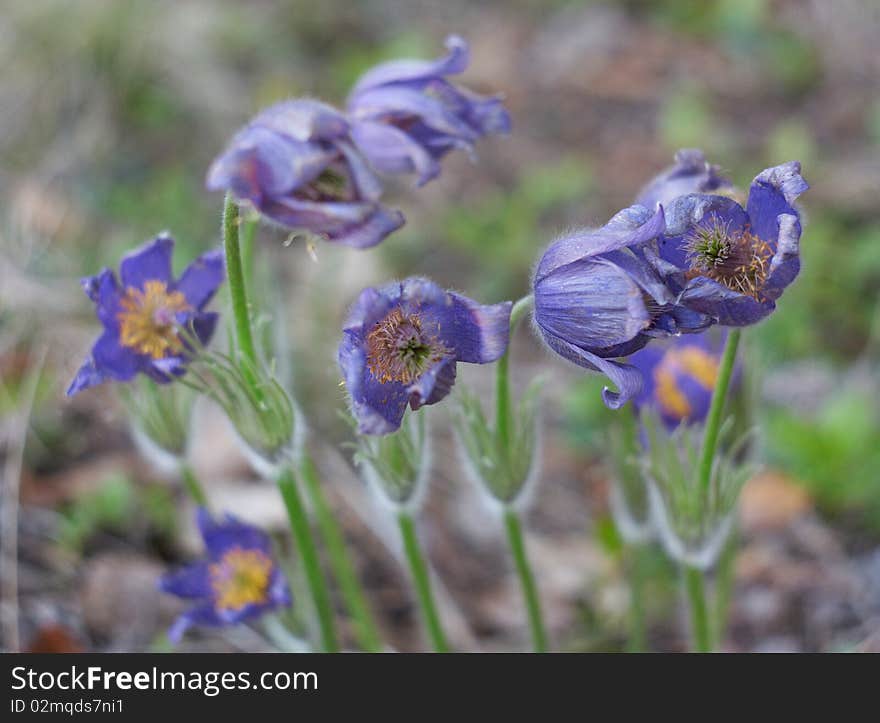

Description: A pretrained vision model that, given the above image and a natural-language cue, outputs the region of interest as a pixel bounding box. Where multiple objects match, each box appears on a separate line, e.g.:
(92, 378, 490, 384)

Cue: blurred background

(1, 0, 879, 652)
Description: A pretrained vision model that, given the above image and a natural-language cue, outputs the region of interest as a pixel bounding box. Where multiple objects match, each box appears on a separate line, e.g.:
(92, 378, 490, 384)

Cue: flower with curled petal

(339, 277, 511, 435)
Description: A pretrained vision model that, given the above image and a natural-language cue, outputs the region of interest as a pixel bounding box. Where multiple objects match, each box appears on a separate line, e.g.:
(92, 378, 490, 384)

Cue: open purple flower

(346, 35, 510, 186)
(207, 99, 404, 249)
(159, 509, 291, 643)
(650, 161, 808, 326)
(339, 277, 511, 435)
(635, 149, 732, 210)
(630, 333, 736, 429)
(533, 206, 713, 409)
(67, 235, 223, 396)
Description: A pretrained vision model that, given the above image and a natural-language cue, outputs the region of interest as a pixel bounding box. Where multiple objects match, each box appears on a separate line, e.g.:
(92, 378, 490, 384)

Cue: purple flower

(532, 206, 713, 409)
(635, 149, 732, 210)
(67, 235, 223, 396)
(630, 333, 735, 429)
(206, 99, 404, 249)
(159, 509, 291, 643)
(650, 161, 808, 326)
(346, 35, 510, 186)
(339, 277, 511, 435)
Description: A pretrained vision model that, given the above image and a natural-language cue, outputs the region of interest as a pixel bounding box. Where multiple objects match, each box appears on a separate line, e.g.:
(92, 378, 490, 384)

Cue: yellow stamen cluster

(366, 308, 450, 384)
(117, 280, 191, 359)
(654, 346, 719, 421)
(684, 215, 772, 300)
(209, 547, 273, 612)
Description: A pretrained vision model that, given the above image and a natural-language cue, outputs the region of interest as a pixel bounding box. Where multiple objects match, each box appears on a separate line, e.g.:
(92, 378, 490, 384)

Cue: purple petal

(119, 235, 174, 290)
(534, 257, 651, 351)
(337, 139, 384, 202)
(350, 119, 440, 186)
(175, 249, 225, 309)
(635, 149, 732, 209)
(541, 331, 644, 409)
(252, 99, 349, 143)
(762, 213, 801, 301)
(197, 509, 272, 558)
(534, 205, 666, 283)
(422, 291, 512, 363)
(158, 562, 212, 600)
(338, 331, 409, 435)
(92, 329, 143, 382)
(206, 127, 332, 203)
(746, 161, 808, 246)
(678, 276, 773, 326)
(350, 35, 470, 97)
(168, 603, 225, 643)
(408, 355, 457, 409)
(66, 359, 107, 397)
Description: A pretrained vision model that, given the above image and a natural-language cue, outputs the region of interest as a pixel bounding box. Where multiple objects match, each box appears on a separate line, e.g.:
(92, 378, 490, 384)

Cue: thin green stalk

(222, 194, 259, 372)
(696, 329, 741, 498)
(300, 453, 383, 652)
(503, 508, 548, 652)
(397, 511, 449, 652)
(494, 295, 534, 451)
(626, 543, 648, 653)
(277, 467, 339, 652)
(684, 566, 712, 652)
(240, 216, 258, 290)
(179, 463, 208, 508)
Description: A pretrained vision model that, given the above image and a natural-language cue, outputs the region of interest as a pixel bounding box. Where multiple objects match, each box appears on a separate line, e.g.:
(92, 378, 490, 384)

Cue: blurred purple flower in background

(532, 206, 712, 409)
(207, 99, 404, 249)
(635, 149, 732, 210)
(347, 35, 510, 186)
(630, 333, 736, 429)
(649, 160, 808, 326)
(339, 277, 511, 435)
(67, 235, 224, 396)
(159, 510, 291, 643)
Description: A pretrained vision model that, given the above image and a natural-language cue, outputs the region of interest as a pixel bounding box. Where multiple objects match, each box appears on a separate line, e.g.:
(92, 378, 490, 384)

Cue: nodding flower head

(206, 99, 404, 249)
(339, 277, 511, 435)
(532, 205, 713, 409)
(652, 160, 808, 326)
(631, 333, 736, 429)
(158, 509, 291, 643)
(67, 235, 224, 396)
(346, 35, 510, 186)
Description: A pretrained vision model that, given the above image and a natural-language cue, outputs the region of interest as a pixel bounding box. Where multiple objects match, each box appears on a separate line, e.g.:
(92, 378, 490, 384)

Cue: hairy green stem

(222, 195, 259, 373)
(626, 543, 648, 652)
(684, 566, 712, 652)
(494, 295, 534, 451)
(277, 467, 339, 653)
(504, 508, 548, 652)
(300, 453, 382, 652)
(179, 463, 208, 509)
(696, 329, 741, 498)
(397, 511, 449, 652)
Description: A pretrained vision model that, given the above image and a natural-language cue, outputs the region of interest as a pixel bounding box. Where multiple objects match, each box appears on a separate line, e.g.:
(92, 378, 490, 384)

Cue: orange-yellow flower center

(117, 280, 191, 359)
(209, 547, 273, 612)
(654, 346, 719, 421)
(365, 308, 450, 384)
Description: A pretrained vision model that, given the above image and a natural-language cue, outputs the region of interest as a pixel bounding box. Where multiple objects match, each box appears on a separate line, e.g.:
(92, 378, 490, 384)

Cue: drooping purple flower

(346, 35, 510, 186)
(206, 99, 404, 249)
(630, 332, 736, 429)
(635, 149, 732, 210)
(649, 161, 808, 326)
(339, 277, 511, 435)
(159, 509, 291, 643)
(67, 235, 224, 396)
(532, 206, 713, 409)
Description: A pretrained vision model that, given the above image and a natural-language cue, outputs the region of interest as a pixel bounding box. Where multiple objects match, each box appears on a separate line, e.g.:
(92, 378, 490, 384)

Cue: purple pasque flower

(650, 161, 808, 326)
(339, 277, 511, 435)
(159, 509, 291, 643)
(635, 149, 732, 210)
(67, 235, 224, 396)
(206, 99, 404, 249)
(630, 332, 735, 429)
(346, 35, 510, 186)
(533, 205, 713, 409)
